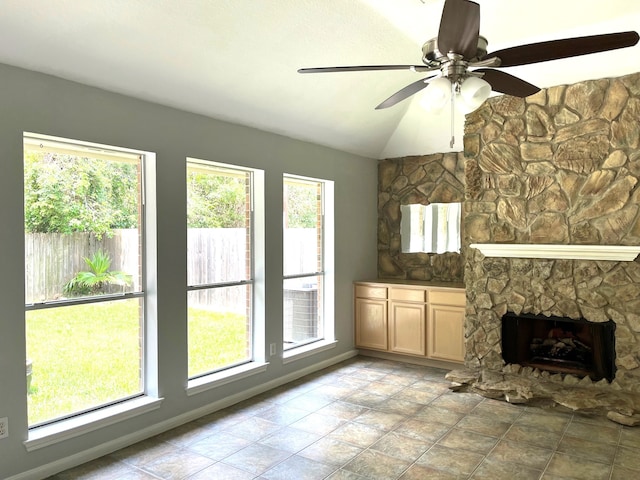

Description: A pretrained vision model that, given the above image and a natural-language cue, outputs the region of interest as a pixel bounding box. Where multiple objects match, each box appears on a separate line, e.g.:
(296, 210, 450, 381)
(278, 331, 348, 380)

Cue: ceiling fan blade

(298, 65, 435, 74)
(437, 0, 480, 59)
(375, 75, 437, 110)
(475, 68, 540, 97)
(485, 31, 639, 67)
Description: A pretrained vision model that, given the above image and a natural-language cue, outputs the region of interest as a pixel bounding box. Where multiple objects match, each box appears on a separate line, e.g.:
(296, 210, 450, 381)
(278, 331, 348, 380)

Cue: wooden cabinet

(389, 287, 426, 355)
(355, 285, 388, 350)
(428, 289, 466, 362)
(354, 281, 465, 364)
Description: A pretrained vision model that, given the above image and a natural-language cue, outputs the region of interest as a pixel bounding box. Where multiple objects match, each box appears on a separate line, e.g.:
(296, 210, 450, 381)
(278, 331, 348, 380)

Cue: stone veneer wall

(378, 152, 465, 282)
(463, 72, 640, 394)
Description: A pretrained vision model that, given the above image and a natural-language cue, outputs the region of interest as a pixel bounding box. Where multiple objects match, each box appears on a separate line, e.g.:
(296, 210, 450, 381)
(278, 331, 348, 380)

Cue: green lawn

(26, 301, 247, 426)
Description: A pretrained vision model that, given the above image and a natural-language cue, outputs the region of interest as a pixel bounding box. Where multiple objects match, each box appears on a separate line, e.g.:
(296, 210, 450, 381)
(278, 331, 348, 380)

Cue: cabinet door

(428, 304, 465, 363)
(389, 301, 426, 356)
(355, 298, 388, 350)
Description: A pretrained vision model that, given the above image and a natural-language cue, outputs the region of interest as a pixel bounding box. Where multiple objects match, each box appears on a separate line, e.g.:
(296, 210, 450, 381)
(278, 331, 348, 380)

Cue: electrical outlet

(0, 417, 8, 439)
(269, 343, 276, 356)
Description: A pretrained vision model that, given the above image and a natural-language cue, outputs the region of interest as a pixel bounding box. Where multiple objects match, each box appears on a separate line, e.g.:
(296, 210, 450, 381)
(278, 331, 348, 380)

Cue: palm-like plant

(63, 250, 132, 296)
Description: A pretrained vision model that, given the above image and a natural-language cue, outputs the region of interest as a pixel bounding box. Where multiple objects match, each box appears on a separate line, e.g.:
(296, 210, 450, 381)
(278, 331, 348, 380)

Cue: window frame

(282, 174, 333, 354)
(23, 132, 152, 431)
(186, 158, 258, 381)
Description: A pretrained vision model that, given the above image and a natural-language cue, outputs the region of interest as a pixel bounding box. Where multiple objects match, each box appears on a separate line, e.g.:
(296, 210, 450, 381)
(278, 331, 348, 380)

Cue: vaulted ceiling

(1, 0, 639, 158)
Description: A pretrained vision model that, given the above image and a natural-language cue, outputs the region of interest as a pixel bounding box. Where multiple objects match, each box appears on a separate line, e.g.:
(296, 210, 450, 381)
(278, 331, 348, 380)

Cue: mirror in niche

(400, 202, 461, 254)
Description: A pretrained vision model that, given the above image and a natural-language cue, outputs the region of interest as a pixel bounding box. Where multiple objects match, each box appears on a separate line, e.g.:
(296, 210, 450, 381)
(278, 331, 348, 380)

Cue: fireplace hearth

(502, 312, 616, 382)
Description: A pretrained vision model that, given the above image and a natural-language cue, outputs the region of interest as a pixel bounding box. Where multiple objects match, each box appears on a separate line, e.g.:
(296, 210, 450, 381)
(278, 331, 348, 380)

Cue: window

(283, 175, 331, 351)
(187, 159, 256, 378)
(24, 134, 146, 427)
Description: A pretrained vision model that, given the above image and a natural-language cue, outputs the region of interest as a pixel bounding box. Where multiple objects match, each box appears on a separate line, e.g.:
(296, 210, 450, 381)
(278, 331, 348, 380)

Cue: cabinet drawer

(355, 285, 387, 299)
(429, 289, 465, 306)
(390, 287, 425, 302)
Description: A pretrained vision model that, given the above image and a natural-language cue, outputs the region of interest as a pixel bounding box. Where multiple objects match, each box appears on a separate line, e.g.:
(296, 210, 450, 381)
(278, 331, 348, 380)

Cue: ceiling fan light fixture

(420, 77, 452, 111)
(458, 76, 491, 113)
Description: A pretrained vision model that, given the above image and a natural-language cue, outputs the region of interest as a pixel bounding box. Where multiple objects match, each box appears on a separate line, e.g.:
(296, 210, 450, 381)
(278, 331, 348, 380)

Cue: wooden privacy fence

(25, 228, 317, 310)
(25, 229, 139, 303)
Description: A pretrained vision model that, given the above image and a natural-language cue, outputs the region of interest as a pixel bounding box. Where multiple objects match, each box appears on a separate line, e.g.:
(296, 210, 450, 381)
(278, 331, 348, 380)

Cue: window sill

(25, 395, 163, 452)
(187, 361, 269, 396)
(283, 339, 337, 365)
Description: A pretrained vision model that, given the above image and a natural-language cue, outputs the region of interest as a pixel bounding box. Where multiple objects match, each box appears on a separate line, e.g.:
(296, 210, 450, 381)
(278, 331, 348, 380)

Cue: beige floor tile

(50, 456, 140, 480)
(399, 464, 462, 480)
(187, 462, 255, 479)
(364, 380, 406, 396)
(504, 423, 564, 450)
(258, 426, 322, 453)
(343, 390, 388, 408)
(325, 469, 371, 479)
(471, 457, 542, 480)
(515, 410, 571, 434)
(256, 403, 311, 425)
(375, 397, 425, 416)
(290, 412, 345, 435)
(454, 413, 512, 437)
(545, 452, 612, 480)
(378, 373, 419, 386)
(429, 392, 483, 413)
(315, 400, 368, 420)
(416, 444, 485, 476)
(186, 431, 253, 460)
(352, 409, 406, 431)
(50, 356, 631, 480)
(394, 418, 452, 443)
(221, 443, 290, 476)
(471, 398, 525, 423)
(261, 454, 337, 480)
(437, 428, 498, 454)
(614, 444, 640, 471)
(220, 415, 282, 442)
(140, 449, 215, 479)
(110, 438, 178, 467)
(564, 419, 620, 445)
(619, 425, 640, 449)
(328, 421, 386, 448)
(370, 431, 432, 462)
(415, 404, 466, 425)
(343, 449, 412, 480)
(611, 463, 640, 480)
(556, 434, 617, 464)
(487, 438, 553, 470)
(299, 437, 363, 466)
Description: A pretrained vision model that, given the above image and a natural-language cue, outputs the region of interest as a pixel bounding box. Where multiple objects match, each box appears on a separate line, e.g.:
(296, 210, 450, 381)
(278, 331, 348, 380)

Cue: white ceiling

(1, 0, 639, 159)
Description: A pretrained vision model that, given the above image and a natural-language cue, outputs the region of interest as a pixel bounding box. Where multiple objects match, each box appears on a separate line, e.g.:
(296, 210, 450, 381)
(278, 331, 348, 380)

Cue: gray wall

(0, 63, 378, 479)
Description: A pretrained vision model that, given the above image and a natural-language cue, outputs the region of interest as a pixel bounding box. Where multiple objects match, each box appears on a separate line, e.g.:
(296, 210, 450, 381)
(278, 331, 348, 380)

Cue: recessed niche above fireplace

(501, 312, 617, 382)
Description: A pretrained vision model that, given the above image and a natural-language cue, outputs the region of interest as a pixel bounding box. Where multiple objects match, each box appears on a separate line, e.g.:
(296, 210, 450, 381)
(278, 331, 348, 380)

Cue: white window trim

(24, 396, 163, 452)
(186, 361, 269, 396)
(282, 339, 338, 364)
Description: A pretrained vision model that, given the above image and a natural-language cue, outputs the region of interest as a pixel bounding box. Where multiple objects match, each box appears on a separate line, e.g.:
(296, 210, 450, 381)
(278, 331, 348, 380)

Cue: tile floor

(49, 356, 640, 480)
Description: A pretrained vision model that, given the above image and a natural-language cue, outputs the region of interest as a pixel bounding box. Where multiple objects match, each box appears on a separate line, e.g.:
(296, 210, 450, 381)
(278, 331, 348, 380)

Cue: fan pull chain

(449, 81, 455, 148)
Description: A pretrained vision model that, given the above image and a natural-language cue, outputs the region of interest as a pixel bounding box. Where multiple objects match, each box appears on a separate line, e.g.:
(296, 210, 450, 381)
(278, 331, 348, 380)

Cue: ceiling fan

(298, 0, 639, 114)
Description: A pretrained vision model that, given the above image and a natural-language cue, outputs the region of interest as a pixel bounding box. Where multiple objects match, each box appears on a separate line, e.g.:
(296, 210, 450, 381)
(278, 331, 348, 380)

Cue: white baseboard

(8, 349, 359, 480)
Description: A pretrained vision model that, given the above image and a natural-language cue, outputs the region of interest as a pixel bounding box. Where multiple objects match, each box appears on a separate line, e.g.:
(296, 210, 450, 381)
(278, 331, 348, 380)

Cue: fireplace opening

(501, 312, 616, 382)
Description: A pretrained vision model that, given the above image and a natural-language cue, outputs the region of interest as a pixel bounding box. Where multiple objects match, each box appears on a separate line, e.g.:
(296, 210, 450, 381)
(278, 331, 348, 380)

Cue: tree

(284, 182, 318, 228)
(187, 171, 246, 228)
(24, 151, 139, 238)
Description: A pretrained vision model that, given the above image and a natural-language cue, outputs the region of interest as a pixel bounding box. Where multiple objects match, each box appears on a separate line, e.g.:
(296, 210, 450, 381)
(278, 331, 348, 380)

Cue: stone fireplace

(455, 72, 640, 422)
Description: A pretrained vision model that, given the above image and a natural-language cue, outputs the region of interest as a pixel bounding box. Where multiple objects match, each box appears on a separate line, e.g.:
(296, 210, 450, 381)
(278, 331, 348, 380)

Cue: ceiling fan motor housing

(422, 35, 488, 67)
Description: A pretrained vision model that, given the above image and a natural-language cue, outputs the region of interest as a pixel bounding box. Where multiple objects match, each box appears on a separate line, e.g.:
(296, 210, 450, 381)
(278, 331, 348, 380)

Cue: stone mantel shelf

(470, 244, 640, 262)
